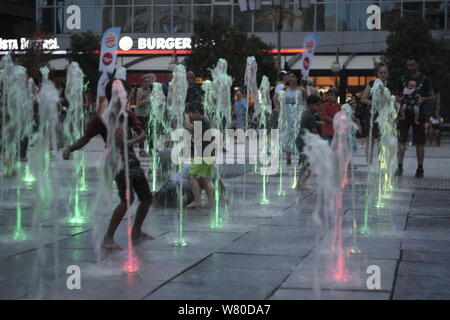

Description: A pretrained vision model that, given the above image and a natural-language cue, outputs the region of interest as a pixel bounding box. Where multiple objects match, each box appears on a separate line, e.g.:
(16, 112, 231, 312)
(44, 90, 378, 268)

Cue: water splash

(148, 82, 168, 192)
(375, 85, 398, 207)
(210, 59, 232, 228)
(341, 103, 361, 254)
(243, 57, 258, 202)
(330, 111, 352, 282)
(64, 62, 88, 225)
(256, 76, 272, 205)
(167, 64, 188, 247)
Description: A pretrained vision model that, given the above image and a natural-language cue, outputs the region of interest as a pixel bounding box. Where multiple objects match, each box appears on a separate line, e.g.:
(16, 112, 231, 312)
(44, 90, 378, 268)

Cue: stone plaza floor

(1, 137, 450, 300)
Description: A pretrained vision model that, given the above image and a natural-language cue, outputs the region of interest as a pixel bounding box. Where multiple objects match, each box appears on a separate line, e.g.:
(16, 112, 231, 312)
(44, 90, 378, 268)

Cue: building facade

(18, 1, 450, 101)
(0, 0, 35, 38)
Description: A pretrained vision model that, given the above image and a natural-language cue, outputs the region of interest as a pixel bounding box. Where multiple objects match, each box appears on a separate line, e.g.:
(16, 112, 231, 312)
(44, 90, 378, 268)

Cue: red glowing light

(92, 48, 306, 56)
(123, 257, 139, 273)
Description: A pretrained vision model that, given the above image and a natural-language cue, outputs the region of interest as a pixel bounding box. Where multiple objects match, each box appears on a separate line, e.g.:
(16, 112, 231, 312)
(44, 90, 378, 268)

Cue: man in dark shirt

(396, 57, 435, 178)
(185, 71, 203, 108)
(62, 80, 153, 250)
(296, 94, 323, 190)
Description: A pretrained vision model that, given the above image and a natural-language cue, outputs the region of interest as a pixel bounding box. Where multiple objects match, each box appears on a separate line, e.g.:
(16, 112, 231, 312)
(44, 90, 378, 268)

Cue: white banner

(300, 33, 320, 79)
(99, 27, 121, 74)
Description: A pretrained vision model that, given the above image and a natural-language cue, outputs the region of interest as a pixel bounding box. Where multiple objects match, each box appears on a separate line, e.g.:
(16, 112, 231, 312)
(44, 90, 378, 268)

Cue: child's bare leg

(103, 201, 129, 250)
(218, 179, 228, 203)
(198, 177, 215, 208)
(132, 199, 153, 241)
(186, 174, 202, 208)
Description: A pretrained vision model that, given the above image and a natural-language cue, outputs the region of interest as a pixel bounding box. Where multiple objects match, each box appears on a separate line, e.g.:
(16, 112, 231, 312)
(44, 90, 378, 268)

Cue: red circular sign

(102, 52, 113, 66)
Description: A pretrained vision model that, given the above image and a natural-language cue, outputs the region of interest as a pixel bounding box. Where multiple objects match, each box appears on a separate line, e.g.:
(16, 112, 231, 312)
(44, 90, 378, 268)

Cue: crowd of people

(1, 56, 443, 250)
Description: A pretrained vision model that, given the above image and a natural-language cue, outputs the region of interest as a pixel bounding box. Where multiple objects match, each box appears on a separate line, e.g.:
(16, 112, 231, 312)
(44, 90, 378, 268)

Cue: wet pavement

(1, 137, 450, 300)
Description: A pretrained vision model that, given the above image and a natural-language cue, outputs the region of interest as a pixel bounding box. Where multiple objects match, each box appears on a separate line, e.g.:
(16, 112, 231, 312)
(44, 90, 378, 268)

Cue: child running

(62, 79, 153, 250)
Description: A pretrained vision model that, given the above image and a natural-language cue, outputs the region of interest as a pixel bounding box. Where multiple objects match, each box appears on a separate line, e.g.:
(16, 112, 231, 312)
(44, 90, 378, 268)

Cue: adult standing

(320, 88, 341, 144)
(186, 71, 203, 107)
(396, 57, 434, 178)
(234, 89, 247, 131)
(274, 71, 306, 165)
(135, 73, 155, 157)
(275, 70, 289, 94)
(360, 63, 392, 165)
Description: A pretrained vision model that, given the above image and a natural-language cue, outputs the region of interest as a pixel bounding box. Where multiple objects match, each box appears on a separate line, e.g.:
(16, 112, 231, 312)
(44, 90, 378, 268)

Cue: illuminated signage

(0, 38, 60, 51)
(118, 37, 192, 51)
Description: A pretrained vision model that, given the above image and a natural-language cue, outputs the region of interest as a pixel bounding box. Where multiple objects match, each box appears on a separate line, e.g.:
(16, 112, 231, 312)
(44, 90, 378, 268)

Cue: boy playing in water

(295, 94, 323, 190)
(62, 79, 153, 250)
(184, 102, 216, 209)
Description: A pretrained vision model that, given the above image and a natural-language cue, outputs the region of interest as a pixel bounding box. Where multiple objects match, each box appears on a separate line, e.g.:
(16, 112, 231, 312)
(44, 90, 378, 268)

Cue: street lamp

(331, 47, 341, 89)
(264, 1, 302, 74)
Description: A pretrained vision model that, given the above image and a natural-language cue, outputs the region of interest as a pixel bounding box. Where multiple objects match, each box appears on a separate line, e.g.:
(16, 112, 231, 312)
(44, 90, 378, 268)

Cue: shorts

(189, 157, 215, 178)
(115, 167, 152, 203)
(322, 135, 333, 144)
(398, 112, 426, 145)
(364, 112, 379, 139)
(431, 124, 441, 130)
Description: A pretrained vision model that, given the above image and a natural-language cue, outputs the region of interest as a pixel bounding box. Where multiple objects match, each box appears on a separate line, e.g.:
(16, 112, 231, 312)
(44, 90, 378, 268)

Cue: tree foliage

(69, 31, 101, 95)
(185, 19, 277, 88)
(384, 16, 450, 93)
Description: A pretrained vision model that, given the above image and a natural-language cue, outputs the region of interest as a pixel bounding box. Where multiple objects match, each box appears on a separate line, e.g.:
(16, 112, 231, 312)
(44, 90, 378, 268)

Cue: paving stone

(270, 288, 390, 300)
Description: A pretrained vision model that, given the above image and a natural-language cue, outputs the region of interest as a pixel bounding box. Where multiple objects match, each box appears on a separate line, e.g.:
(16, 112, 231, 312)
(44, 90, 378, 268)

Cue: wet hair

(186, 101, 204, 115)
(307, 94, 322, 106)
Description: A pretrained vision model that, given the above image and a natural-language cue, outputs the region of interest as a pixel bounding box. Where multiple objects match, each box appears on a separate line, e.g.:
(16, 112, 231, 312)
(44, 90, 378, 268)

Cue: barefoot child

(63, 79, 153, 250)
(295, 95, 323, 190)
(184, 102, 216, 209)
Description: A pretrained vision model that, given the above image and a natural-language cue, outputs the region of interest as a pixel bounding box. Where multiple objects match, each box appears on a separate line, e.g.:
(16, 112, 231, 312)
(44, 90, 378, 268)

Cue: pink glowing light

(123, 253, 139, 273)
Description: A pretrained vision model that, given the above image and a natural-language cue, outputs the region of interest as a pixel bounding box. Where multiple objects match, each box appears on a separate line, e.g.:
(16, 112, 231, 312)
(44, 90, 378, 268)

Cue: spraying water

(167, 64, 188, 247)
(243, 57, 258, 202)
(64, 62, 88, 225)
(275, 90, 286, 197)
(0, 54, 16, 177)
(341, 103, 361, 254)
(330, 111, 352, 282)
(255, 76, 272, 205)
(375, 86, 398, 208)
(0, 62, 31, 240)
(31, 67, 61, 297)
(291, 88, 306, 189)
(148, 82, 168, 192)
(302, 131, 334, 298)
(210, 58, 232, 228)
